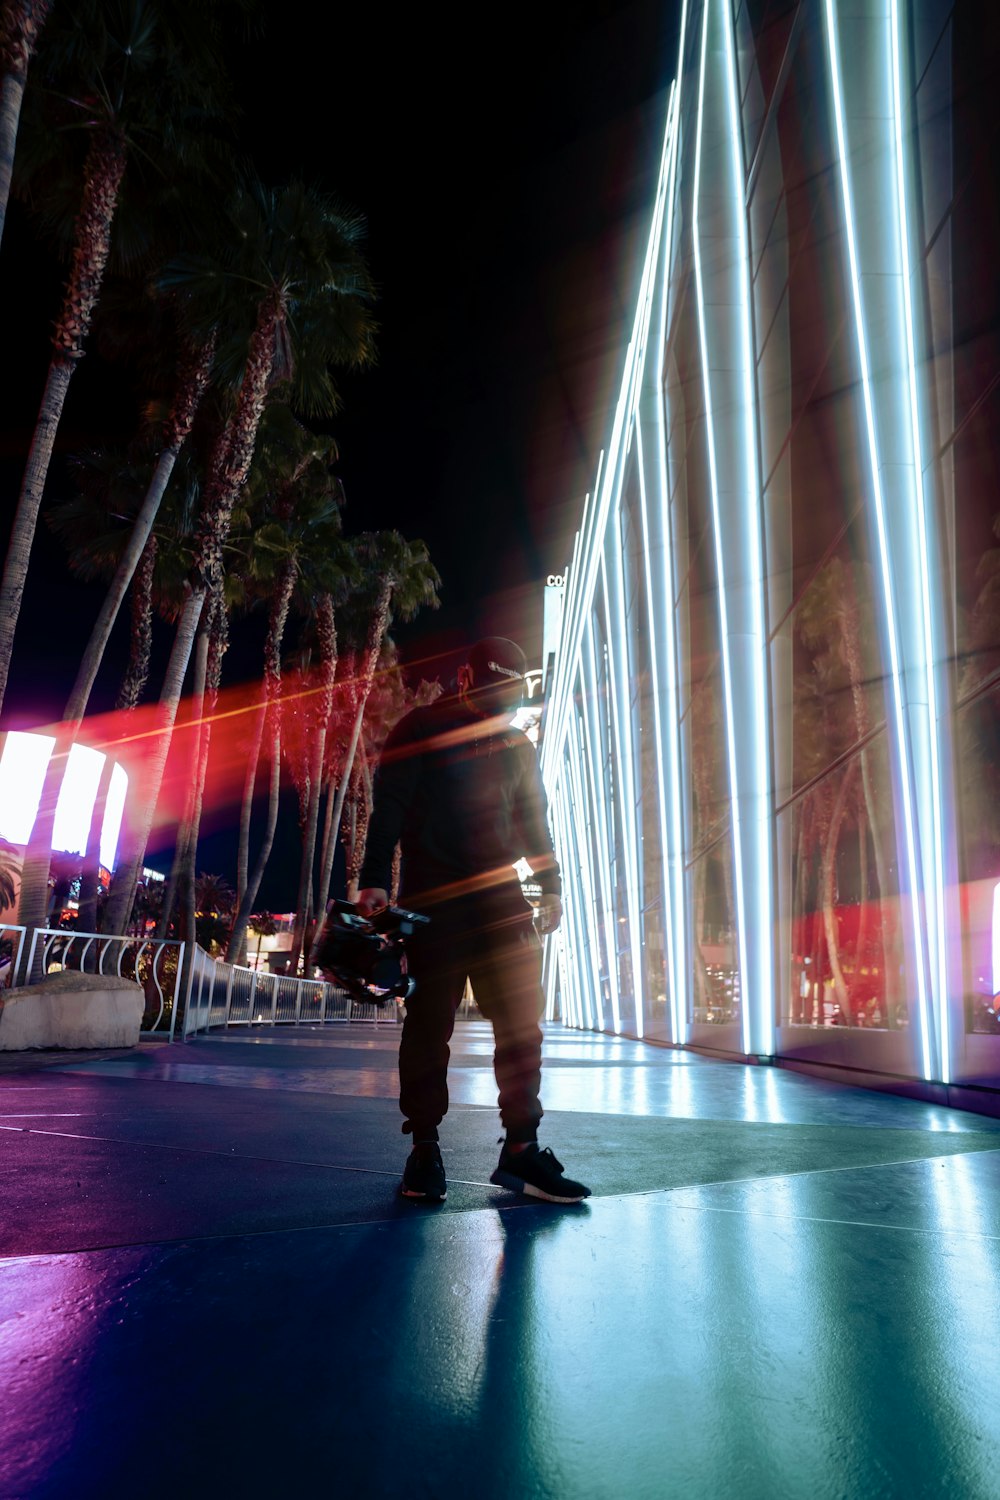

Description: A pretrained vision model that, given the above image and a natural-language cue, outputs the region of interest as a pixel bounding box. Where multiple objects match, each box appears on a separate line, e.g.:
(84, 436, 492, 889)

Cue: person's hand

(357, 887, 389, 917)
(533, 895, 563, 936)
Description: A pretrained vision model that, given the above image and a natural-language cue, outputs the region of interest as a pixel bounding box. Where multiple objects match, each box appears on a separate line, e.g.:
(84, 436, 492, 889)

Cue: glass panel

(689, 837, 740, 1028)
(950, 5, 1000, 1042)
(955, 685, 1000, 1035)
(744, 0, 799, 121)
(685, 665, 729, 858)
(772, 511, 888, 804)
(625, 471, 672, 1042)
(780, 736, 904, 1031)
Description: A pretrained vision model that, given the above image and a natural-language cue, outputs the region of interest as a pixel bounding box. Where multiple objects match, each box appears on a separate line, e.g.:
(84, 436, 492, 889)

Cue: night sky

(0, 0, 680, 903)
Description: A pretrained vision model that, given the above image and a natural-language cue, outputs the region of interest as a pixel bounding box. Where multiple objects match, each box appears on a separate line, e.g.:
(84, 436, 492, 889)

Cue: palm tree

(14, 441, 202, 959)
(0, 0, 52, 251)
(103, 180, 375, 936)
(248, 910, 277, 970)
(63, 323, 218, 724)
(225, 413, 355, 963)
(0, 0, 237, 716)
(340, 651, 442, 901)
(47, 441, 200, 706)
(308, 531, 440, 960)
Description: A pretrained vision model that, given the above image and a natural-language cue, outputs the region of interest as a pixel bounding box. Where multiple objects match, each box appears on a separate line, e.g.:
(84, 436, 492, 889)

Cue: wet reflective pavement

(2, 1023, 1000, 1498)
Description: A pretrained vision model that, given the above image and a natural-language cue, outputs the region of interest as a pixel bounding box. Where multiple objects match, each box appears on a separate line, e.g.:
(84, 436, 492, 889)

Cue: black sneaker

(401, 1142, 447, 1201)
(490, 1142, 591, 1203)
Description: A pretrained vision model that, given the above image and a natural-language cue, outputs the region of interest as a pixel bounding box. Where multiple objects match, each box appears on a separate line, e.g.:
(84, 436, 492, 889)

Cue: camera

(310, 900, 430, 1004)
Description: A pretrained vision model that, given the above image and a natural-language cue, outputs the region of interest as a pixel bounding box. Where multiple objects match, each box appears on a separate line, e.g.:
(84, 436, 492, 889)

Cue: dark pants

(399, 893, 545, 1142)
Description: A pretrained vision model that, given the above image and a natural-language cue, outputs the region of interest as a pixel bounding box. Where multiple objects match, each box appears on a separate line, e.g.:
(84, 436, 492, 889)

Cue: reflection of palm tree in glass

(956, 543, 1000, 885)
(689, 677, 734, 1016)
(796, 558, 893, 1025)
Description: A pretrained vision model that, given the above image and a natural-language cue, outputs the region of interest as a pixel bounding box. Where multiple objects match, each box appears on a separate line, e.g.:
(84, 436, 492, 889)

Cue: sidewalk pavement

(3, 1021, 1000, 1499)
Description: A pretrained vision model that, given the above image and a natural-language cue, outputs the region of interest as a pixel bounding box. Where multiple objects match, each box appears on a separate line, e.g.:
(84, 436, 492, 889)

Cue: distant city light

(52, 744, 105, 858)
(0, 731, 128, 868)
(0, 732, 55, 844)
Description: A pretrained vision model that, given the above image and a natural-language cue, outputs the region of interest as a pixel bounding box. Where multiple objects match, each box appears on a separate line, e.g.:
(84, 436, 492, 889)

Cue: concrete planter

(0, 971, 145, 1051)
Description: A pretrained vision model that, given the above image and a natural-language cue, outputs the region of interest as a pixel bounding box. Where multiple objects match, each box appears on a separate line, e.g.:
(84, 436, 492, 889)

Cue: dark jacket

(359, 696, 560, 905)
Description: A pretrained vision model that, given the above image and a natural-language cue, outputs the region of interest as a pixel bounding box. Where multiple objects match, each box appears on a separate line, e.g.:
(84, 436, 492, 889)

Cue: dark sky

(0, 0, 680, 901)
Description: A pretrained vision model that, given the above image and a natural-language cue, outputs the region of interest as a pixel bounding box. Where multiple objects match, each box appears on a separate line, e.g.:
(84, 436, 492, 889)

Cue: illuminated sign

(0, 732, 128, 870)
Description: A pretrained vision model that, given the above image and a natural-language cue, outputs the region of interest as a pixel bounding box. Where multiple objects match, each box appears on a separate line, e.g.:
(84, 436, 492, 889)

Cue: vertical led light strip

(584, 614, 623, 1032)
(636, 412, 686, 1044)
(722, 0, 773, 1056)
(604, 535, 646, 1035)
(578, 687, 617, 1032)
(824, 0, 933, 1080)
(552, 791, 581, 1026)
(650, 17, 691, 1045)
(890, 0, 949, 1081)
(692, 0, 753, 1054)
(567, 710, 606, 1029)
(543, 96, 677, 792)
(561, 795, 593, 1028)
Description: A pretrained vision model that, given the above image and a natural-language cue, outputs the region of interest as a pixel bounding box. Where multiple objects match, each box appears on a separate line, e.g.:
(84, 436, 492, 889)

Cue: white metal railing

(0, 925, 27, 990)
(5, 926, 398, 1042)
(181, 945, 400, 1037)
(20, 927, 185, 1038)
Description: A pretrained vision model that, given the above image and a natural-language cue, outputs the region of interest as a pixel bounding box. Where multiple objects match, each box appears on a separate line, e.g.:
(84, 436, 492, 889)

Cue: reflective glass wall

(541, 0, 1000, 1099)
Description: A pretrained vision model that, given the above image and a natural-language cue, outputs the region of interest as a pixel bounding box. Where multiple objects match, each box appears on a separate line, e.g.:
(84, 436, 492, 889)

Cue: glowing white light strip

(545, 463, 603, 784)
(52, 743, 107, 858)
(692, 0, 752, 1053)
(825, 0, 933, 1079)
(0, 731, 55, 845)
(649, 25, 690, 1046)
(541, 92, 681, 1042)
(549, 792, 574, 1024)
(581, 617, 623, 1032)
(99, 762, 129, 873)
(992, 883, 1000, 1000)
(607, 524, 646, 1036)
(556, 792, 589, 1027)
(636, 411, 686, 1044)
(543, 935, 559, 1022)
(723, 0, 773, 1056)
(890, 0, 949, 1081)
(567, 720, 606, 1028)
(549, 521, 586, 752)
(543, 101, 675, 788)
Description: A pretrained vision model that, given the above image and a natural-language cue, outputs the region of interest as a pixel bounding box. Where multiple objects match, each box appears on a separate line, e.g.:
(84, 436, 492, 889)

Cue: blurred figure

(358, 637, 590, 1205)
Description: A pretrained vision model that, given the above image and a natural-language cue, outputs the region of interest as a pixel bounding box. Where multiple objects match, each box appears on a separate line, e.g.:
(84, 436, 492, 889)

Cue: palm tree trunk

(0, 128, 127, 717)
(117, 535, 157, 710)
(158, 610, 210, 938)
(315, 773, 337, 920)
(316, 581, 392, 913)
(821, 761, 857, 1018)
(0, 0, 52, 253)
(103, 583, 206, 935)
(65, 335, 215, 723)
(235, 704, 266, 912)
(855, 799, 871, 1001)
(104, 293, 278, 936)
(285, 761, 313, 978)
(182, 591, 227, 952)
(226, 724, 281, 963)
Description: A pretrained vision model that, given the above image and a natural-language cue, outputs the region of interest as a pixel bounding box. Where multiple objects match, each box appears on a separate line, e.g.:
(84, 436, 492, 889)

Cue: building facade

(541, 0, 1000, 1105)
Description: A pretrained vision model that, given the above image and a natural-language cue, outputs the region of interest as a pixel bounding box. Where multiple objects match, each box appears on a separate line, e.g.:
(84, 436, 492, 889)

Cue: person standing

(357, 637, 590, 1204)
